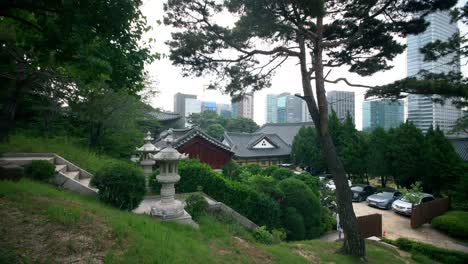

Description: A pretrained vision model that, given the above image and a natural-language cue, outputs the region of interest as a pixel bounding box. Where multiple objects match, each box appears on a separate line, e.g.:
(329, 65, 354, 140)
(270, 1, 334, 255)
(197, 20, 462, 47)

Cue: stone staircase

(0, 153, 97, 195)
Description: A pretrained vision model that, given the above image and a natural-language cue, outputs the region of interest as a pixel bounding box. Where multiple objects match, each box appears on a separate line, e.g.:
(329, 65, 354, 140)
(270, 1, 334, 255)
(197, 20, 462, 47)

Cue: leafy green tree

(164, 0, 454, 256)
(221, 160, 243, 181)
(387, 122, 426, 188)
(225, 117, 259, 133)
(206, 124, 225, 140)
(400, 181, 424, 206)
(423, 126, 463, 196)
(272, 168, 295, 181)
(243, 164, 263, 175)
(291, 127, 326, 174)
(367, 127, 391, 188)
(247, 174, 284, 200)
(187, 111, 223, 129)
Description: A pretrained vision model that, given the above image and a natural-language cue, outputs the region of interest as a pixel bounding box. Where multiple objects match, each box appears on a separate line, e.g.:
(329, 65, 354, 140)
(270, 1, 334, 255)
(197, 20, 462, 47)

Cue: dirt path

(353, 202, 468, 253)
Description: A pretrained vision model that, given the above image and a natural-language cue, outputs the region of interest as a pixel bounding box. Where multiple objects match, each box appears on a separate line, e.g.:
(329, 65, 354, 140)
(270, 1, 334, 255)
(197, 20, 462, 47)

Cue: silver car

(391, 193, 435, 215)
(366, 191, 402, 209)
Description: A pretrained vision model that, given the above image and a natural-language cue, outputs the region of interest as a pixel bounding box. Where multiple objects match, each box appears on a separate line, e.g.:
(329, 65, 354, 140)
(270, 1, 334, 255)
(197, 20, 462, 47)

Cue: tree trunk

(298, 19, 365, 257)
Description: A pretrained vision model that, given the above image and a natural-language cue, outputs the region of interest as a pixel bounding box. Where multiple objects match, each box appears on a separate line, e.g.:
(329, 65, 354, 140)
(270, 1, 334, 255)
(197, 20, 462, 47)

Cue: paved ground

(352, 202, 468, 252)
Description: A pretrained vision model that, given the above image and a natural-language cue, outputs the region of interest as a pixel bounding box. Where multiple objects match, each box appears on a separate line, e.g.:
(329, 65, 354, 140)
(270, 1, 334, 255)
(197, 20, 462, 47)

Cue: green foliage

(293, 172, 320, 196)
(278, 178, 324, 239)
(452, 164, 468, 210)
(423, 126, 463, 196)
(184, 194, 209, 221)
(243, 164, 263, 175)
(271, 229, 287, 244)
(262, 165, 279, 177)
(221, 160, 242, 181)
(387, 122, 426, 188)
(291, 127, 326, 173)
(400, 181, 424, 205)
(366, 127, 391, 187)
(25, 160, 56, 182)
(177, 159, 281, 228)
(431, 211, 468, 240)
(91, 162, 146, 210)
(282, 207, 306, 241)
(253, 226, 274, 244)
(0, 165, 24, 182)
(247, 174, 284, 200)
(271, 168, 294, 181)
(206, 124, 225, 140)
(225, 117, 259, 133)
(389, 238, 468, 264)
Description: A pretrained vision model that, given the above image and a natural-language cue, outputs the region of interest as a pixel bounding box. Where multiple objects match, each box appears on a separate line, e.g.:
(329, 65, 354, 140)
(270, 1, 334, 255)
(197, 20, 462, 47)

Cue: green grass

(0, 179, 424, 263)
(0, 134, 118, 173)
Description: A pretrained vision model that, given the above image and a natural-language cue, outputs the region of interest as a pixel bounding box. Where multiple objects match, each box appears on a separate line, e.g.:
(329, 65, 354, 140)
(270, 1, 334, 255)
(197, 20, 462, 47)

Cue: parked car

(325, 179, 352, 191)
(351, 184, 376, 202)
(391, 193, 435, 215)
(366, 190, 402, 209)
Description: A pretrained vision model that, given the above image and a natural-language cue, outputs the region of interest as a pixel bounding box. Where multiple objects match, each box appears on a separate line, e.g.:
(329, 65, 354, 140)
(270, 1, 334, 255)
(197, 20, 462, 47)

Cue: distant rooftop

(149, 110, 181, 122)
(255, 122, 314, 146)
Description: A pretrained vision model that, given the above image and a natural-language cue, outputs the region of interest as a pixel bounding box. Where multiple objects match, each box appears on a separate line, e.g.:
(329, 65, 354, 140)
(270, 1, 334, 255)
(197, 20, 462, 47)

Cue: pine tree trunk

(297, 18, 366, 257)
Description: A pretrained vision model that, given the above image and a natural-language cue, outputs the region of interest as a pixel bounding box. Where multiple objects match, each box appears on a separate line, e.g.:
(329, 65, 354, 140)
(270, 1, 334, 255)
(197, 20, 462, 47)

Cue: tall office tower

(232, 93, 254, 119)
(363, 99, 404, 131)
(184, 98, 201, 127)
(327, 90, 355, 122)
(216, 103, 232, 118)
(267, 93, 303, 123)
(301, 101, 313, 122)
(201, 101, 217, 112)
(266, 94, 278, 123)
(174, 93, 197, 126)
(407, 11, 463, 133)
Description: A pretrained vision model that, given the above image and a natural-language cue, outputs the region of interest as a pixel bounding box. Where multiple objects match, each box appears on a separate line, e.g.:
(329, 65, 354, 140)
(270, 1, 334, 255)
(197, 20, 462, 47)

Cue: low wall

(411, 198, 450, 228)
(357, 213, 382, 238)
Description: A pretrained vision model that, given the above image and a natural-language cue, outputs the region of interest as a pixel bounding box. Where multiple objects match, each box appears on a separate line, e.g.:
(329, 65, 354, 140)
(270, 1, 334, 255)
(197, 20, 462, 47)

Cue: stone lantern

(136, 131, 159, 192)
(151, 129, 193, 223)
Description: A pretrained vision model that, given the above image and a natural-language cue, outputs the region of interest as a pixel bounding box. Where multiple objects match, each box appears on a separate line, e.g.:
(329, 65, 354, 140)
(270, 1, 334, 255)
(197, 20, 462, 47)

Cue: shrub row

(431, 211, 468, 240)
(177, 159, 281, 228)
(388, 238, 468, 264)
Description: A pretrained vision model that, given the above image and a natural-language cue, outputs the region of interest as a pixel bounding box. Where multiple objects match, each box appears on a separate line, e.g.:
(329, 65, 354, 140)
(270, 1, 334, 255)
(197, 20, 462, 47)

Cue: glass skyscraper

(362, 99, 404, 131)
(327, 90, 355, 122)
(266, 93, 303, 123)
(407, 11, 463, 133)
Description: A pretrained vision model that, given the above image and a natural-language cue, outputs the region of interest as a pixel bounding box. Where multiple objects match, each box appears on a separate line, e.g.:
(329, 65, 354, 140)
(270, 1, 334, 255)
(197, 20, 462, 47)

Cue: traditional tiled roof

(154, 127, 233, 153)
(149, 110, 181, 122)
(448, 136, 468, 162)
(223, 132, 291, 158)
(255, 122, 314, 146)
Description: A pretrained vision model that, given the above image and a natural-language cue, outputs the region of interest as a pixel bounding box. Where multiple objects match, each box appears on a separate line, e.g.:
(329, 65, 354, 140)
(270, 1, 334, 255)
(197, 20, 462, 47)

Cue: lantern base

(151, 207, 197, 228)
(150, 199, 185, 219)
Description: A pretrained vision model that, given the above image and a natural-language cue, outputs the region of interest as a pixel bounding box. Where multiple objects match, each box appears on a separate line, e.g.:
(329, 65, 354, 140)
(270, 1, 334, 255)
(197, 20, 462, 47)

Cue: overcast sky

(141, 0, 467, 130)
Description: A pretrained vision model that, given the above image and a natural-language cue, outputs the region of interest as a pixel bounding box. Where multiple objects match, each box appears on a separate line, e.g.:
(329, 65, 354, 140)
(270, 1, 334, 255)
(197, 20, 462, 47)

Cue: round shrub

(25, 160, 56, 181)
(278, 178, 324, 239)
(272, 168, 294, 181)
(185, 194, 208, 220)
(262, 165, 279, 177)
(431, 211, 468, 240)
(282, 207, 305, 240)
(271, 228, 287, 243)
(91, 162, 146, 210)
(243, 164, 262, 175)
(253, 226, 274, 244)
(221, 160, 242, 181)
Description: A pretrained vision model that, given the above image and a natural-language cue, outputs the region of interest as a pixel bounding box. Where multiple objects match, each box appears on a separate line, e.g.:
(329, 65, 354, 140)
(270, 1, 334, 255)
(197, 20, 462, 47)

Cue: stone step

(0, 157, 54, 166)
(55, 164, 67, 173)
(78, 178, 98, 192)
(62, 170, 80, 180)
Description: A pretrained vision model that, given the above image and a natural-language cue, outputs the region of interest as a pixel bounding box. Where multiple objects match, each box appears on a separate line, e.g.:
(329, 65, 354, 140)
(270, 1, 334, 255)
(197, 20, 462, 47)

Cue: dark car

(351, 184, 375, 202)
(366, 190, 402, 209)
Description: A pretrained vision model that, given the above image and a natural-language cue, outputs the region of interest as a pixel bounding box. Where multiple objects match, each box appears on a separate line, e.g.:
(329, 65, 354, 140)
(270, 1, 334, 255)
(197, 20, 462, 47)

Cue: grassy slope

(0, 179, 419, 264)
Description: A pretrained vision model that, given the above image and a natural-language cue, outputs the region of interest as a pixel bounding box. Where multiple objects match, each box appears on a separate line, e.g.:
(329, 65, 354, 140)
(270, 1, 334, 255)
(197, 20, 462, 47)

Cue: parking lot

(352, 202, 468, 252)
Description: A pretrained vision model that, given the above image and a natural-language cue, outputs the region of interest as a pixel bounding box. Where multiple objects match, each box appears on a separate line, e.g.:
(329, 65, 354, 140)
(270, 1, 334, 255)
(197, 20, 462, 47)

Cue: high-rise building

(301, 101, 313, 122)
(362, 99, 404, 131)
(407, 11, 463, 133)
(201, 101, 217, 112)
(327, 90, 355, 122)
(184, 98, 201, 127)
(232, 93, 254, 119)
(266, 94, 278, 123)
(216, 103, 232, 118)
(174, 93, 198, 126)
(266, 93, 303, 123)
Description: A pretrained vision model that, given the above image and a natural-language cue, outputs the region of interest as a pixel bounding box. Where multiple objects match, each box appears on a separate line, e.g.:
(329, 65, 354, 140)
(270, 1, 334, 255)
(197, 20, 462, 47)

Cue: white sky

(141, 0, 467, 130)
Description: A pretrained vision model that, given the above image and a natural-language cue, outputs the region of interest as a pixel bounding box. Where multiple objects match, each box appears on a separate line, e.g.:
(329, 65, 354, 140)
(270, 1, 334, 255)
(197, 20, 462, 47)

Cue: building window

(260, 160, 267, 166)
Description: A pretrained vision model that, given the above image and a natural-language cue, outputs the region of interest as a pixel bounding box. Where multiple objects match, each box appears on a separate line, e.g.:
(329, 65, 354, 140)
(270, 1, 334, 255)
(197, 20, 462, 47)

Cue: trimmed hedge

(91, 162, 146, 211)
(177, 159, 281, 228)
(388, 238, 468, 264)
(431, 211, 468, 240)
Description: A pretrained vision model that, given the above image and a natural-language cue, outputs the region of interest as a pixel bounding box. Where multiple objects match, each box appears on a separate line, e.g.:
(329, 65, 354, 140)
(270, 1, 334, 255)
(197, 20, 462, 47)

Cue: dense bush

(177, 159, 281, 228)
(282, 207, 306, 240)
(271, 168, 295, 181)
(247, 174, 284, 200)
(25, 160, 56, 181)
(253, 226, 274, 244)
(278, 178, 324, 239)
(221, 160, 242, 181)
(243, 164, 262, 175)
(184, 194, 208, 220)
(91, 162, 146, 210)
(431, 211, 468, 240)
(262, 165, 279, 177)
(390, 238, 468, 264)
(293, 172, 320, 196)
